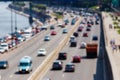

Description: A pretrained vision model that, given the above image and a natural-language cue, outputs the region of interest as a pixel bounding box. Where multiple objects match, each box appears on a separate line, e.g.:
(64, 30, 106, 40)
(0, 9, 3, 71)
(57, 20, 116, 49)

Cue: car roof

(66, 63, 74, 65)
(0, 60, 8, 63)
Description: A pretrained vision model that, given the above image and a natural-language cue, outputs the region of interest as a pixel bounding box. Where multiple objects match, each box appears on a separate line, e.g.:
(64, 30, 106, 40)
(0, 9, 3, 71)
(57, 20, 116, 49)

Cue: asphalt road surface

(42, 15, 105, 80)
(0, 13, 79, 80)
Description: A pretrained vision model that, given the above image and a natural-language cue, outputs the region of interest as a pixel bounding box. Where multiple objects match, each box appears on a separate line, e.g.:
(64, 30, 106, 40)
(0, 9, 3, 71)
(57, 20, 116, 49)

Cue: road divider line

(27, 17, 82, 80)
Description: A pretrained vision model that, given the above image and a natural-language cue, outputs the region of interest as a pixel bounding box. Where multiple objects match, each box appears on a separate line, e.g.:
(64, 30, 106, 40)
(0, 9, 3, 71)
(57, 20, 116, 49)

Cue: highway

(42, 15, 104, 80)
(0, 13, 79, 80)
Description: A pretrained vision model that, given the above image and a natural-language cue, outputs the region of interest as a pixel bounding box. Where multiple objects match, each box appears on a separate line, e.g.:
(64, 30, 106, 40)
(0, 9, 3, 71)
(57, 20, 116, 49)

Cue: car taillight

(64, 54, 66, 56)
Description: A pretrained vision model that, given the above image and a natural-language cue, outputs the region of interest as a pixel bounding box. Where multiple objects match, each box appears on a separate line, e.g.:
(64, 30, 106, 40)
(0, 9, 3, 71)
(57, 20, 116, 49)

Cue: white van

(22, 28, 33, 39)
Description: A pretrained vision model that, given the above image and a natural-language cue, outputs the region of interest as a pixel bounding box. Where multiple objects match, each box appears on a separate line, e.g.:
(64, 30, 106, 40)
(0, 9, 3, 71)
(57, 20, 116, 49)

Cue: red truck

(86, 43, 98, 58)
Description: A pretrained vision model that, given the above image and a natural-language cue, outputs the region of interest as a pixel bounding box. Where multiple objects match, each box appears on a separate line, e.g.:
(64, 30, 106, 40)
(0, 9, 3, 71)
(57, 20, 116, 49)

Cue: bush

(113, 21, 119, 25)
(13, 2, 25, 7)
(114, 25, 120, 29)
(118, 29, 120, 34)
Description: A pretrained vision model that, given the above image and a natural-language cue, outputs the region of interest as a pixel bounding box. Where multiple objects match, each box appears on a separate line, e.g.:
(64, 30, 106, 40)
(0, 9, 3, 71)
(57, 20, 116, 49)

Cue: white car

(0, 47, 5, 53)
(0, 43, 9, 51)
(80, 42, 86, 48)
(38, 48, 46, 56)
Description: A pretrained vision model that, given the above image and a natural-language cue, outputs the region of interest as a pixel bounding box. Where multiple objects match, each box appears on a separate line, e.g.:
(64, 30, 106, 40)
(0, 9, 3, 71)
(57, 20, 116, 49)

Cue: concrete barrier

(27, 17, 82, 80)
(101, 12, 119, 80)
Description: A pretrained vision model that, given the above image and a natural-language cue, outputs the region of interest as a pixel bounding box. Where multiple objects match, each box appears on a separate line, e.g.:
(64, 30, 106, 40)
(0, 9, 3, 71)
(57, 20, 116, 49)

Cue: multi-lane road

(0, 10, 107, 80)
(0, 13, 81, 80)
(42, 15, 104, 80)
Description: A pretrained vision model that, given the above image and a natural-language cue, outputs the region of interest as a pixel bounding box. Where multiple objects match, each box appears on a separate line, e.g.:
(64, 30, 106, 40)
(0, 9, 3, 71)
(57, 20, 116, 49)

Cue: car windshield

(24, 32, 31, 34)
(0, 61, 6, 65)
(39, 49, 45, 52)
(1, 45, 7, 47)
(0, 47, 4, 49)
(66, 65, 73, 68)
(20, 62, 29, 66)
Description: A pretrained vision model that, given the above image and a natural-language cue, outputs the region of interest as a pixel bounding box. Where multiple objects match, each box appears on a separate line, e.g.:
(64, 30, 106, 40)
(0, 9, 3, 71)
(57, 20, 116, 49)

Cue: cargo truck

(86, 43, 98, 58)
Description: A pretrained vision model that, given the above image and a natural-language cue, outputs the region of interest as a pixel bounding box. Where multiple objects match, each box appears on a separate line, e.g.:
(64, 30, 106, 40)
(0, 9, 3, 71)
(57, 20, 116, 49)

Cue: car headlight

(19, 68, 22, 71)
(26, 68, 29, 71)
(4, 64, 6, 67)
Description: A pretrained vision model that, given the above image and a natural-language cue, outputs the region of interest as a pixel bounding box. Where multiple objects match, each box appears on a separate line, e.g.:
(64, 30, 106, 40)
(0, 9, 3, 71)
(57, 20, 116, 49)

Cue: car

(58, 52, 67, 60)
(72, 55, 81, 63)
(44, 35, 50, 41)
(77, 27, 83, 32)
(80, 42, 86, 48)
(73, 32, 79, 37)
(0, 47, 5, 53)
(70, 41, 77, 47)
(92, 36, 98, 41)
(62, 28, 68, 33)
(86, 27, 91, 31)
(69, 36, 75, 42)
(65, 63, 75, 72)
(87, 23, 92, 27)
(50, 25, 55, 30)
(0, 43, 9, 51)
(95, 20, 99, 24)
(52, 60, 63, 70)
(83, 32, 88, 37)
(38, 48, 46, 56)
(0, 38, 6, 43)
(0, 60, 9, 69)
(17, 36, 26, 43)
(58, 23, 65, 28)
(18, 56, 32, 73)
(51, 31, 57, 35)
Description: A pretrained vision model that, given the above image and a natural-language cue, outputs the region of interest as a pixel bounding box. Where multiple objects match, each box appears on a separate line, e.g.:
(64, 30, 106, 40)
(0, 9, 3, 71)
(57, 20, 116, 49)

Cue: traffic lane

(0, 22, 64, 79)
(42, 18, 100, 80)
(0, 16, 74, 80)
(0, 26, 65, 80)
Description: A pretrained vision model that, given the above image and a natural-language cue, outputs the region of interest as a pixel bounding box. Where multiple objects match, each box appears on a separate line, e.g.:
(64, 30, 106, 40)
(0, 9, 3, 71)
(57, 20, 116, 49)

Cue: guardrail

(27, 17, 82, 80)
(101, 12, 118, 80)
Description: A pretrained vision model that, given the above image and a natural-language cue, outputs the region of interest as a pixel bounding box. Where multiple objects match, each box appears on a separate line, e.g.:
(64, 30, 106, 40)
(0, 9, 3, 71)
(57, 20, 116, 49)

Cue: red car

(51, 31, 57, 35)
(72, 55, 81, 63)
(83, 32, 88, 37)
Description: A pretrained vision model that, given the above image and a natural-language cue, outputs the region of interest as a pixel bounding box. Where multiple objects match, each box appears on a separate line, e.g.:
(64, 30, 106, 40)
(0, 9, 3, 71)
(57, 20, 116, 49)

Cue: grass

(51, 12, 63, 19)
(90, 5, 99, 10)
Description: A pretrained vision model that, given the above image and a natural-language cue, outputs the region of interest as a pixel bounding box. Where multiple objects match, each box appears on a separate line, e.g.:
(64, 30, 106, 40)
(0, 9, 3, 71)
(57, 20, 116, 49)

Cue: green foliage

(118, 29, 120, 34)
(114, 25, 120, 29)
(32, 4, 46, 10)
(113, 21, 119, 25)
(13, 2, 25, 6)
(52, 12, 63, 19)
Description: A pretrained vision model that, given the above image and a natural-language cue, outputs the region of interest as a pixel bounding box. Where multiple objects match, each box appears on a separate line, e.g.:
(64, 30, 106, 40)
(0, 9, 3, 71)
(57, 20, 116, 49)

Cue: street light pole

(11, 1, 14, 49)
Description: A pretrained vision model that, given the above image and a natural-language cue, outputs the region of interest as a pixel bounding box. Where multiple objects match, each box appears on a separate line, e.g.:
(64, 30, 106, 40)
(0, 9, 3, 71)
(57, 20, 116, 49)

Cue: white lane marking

(62, 74, 64, 77)
(9, 75, 13, 78)
(0, 75, 1, 80)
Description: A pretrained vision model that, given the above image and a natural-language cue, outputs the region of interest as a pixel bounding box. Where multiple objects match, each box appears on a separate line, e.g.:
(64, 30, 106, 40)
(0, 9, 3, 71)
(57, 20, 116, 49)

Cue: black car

(95, 20, 99, 24)
(50, 25, 55, 30)
(73, 32, 79, 37)
(86, 27, 91, 31)
(58, 52, 67, 60)
(70, 41, 77, 47)
(0, 60, 8, 69)
(65, 63, 75, 72)
(92, 36, 98, 41)
(52, 60, 63, 70)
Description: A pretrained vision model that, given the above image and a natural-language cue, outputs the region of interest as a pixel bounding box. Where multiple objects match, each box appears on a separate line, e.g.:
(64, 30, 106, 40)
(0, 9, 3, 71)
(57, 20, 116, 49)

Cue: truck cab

(18, 56, 32, 73)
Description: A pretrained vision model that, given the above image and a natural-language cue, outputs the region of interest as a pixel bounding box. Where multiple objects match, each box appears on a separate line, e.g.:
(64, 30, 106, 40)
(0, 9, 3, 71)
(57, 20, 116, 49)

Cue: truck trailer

(86, 43, 98, 58)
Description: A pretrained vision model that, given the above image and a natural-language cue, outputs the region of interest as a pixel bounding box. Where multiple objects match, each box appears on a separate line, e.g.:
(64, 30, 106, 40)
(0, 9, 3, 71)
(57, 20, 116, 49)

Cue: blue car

(62, 28, 68, 33)
(44, 35, 50, 41)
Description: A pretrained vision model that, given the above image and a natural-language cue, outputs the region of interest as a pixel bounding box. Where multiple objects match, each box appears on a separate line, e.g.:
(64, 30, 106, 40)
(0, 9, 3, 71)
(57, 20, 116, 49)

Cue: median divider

(101, 12, 118, 80)
(27, 17, 82, 80)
